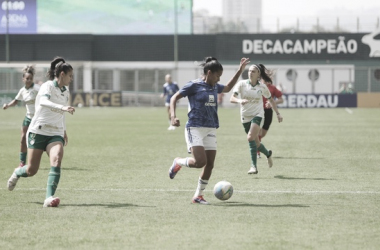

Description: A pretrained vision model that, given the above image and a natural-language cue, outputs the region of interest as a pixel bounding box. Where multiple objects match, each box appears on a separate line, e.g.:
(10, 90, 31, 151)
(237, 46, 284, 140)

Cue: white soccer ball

(213, 181, 233, 201)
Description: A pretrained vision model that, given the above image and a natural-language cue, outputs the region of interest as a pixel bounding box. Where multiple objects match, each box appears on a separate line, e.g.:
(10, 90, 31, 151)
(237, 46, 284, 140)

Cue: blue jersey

(179, 79, 225, 128)
(163, 82, 179, 103)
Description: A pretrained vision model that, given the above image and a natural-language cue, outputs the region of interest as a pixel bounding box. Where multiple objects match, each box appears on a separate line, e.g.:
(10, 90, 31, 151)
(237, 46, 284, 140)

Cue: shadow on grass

(32, 202, 154, 208)
(273, 156, 324, 160)
(40, 167, 88, 171)
(213, 202, 309, 208)
(274, 175, 334, 181)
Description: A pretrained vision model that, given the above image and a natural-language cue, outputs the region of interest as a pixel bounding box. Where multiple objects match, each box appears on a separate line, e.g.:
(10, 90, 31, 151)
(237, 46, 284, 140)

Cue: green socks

(46, 167, 61, 198)
(20, 152, 27, 164)
(250, 142, 270, 165)
(257, 143, 269, 157)
(15, 165, 28, 177)
(249, 141, 257, 167)
(14, 166, 61, 198)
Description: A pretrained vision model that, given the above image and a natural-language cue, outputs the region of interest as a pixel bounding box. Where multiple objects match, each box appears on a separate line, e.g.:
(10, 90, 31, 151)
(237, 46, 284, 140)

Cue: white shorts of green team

(185, 127, 217, 153)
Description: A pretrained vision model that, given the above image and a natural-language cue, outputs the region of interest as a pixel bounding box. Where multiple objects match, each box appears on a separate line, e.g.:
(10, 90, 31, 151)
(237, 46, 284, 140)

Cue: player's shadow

(273, 156, 324, 160)
(274, 175, 334, 181)
(213, 202, 309, 208)
(31, 202, 154, 208)
(40, 167, 88, 171)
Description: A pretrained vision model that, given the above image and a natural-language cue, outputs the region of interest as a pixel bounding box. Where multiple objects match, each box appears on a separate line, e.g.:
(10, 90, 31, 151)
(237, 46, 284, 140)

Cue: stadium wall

(1, 32, 379, 107)
(0, 32, 379, 63)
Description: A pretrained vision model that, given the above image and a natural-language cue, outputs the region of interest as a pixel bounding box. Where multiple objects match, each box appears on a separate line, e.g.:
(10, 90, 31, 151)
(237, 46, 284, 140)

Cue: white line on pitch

(2, 188, 380, 194)
(345, 108, 353, 114)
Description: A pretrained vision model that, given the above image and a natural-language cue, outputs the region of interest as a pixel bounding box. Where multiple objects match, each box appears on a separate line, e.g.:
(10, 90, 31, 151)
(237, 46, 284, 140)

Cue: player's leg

(43, 139, 64, 207)
(169, 145, 206, 178)
(7, 132, 44, 191)
(192, 149, 215, 205)
(255, 136, 272, 166)
(260, 108, 273, 140)
(256, 110, 273, 168)
(169, 127, 206, 179)
(19, 125, 28, 167)
(260, 129, 268, 139)
(247, 118, 262, 174)
(192, 129, 217, 204)
(7, 147, 43, 191)
(166, 103, 175, 130)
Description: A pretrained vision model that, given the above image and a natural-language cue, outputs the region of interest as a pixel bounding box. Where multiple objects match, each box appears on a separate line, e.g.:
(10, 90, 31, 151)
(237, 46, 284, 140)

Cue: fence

(0, 62, 379, 107)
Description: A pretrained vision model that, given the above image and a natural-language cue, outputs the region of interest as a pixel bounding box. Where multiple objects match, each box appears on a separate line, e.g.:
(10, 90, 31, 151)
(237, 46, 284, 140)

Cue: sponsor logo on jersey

(205, 95, 216, 106)
(209, 95, 214, 103)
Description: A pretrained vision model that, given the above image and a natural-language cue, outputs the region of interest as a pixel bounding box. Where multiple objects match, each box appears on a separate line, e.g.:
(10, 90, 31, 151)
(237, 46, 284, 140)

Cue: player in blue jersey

(168, 56, 250, 205)
(160, 74, 179, 130)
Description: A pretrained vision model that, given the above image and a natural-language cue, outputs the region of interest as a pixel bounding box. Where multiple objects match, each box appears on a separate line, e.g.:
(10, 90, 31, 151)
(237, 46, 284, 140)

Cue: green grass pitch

(1, 107, 379, 249)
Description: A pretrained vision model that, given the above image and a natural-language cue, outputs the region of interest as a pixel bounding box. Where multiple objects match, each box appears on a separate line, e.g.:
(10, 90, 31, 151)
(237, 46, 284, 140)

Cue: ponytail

(46, 56, 73, 80)
(200, 56, 223, 75)
(256, 64, 272, 84)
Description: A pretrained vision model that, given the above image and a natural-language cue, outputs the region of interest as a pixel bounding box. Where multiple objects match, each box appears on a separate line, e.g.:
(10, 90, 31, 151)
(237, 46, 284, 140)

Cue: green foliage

(1, 107, 380, 249)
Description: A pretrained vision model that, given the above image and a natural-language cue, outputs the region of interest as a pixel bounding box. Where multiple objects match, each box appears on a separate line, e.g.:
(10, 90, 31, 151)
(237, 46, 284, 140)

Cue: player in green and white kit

(230, 64, 283, 174)
(7, 57, 75, 208)
(3, 65, 40, 167)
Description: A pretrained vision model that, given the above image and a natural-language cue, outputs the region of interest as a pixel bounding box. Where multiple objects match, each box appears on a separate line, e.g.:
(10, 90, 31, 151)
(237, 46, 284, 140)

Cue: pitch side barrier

(70, 92, 123, 107)
(278, 94, 357, 108)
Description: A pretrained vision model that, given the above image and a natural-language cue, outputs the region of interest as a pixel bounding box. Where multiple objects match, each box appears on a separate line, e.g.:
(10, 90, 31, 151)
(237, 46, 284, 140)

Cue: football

(213, 181, 233, 200)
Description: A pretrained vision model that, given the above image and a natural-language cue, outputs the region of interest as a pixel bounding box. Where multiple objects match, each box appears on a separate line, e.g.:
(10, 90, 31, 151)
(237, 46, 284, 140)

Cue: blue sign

(0, 0, 36, 34)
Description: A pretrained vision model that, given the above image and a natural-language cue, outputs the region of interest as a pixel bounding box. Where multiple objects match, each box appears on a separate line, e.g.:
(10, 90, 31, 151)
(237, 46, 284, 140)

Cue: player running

(230, 64, 283, 174)
(168, 57, 250, 205)
(257, 72, 283, 158)
(3, 65, 40, 167)
(7, 57, 75, 208)
(160, 74, 179, 130)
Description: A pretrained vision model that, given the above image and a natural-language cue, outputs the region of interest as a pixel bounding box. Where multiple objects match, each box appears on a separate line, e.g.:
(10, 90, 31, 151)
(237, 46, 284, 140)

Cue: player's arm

(160, 89, 165, 98)
(169, 92, 183, 127)
(39, 96, 75, 114)
(275, 96, 284, 105)
(268, 97, 283, 123)
(230, 86, 249, 105)
(160, 85, 167, 98)
(274, 88, 284, 105)
(222, 58, 250, 93)
(2, 99, 19, 110)
(230, 92, 240, 104)
(64, 130, 68, 146)
(265, 95, 283, 108)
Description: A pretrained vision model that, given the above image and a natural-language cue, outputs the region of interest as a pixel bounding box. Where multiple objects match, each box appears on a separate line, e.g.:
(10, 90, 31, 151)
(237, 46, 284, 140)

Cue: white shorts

(185, 127, 217, 153)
